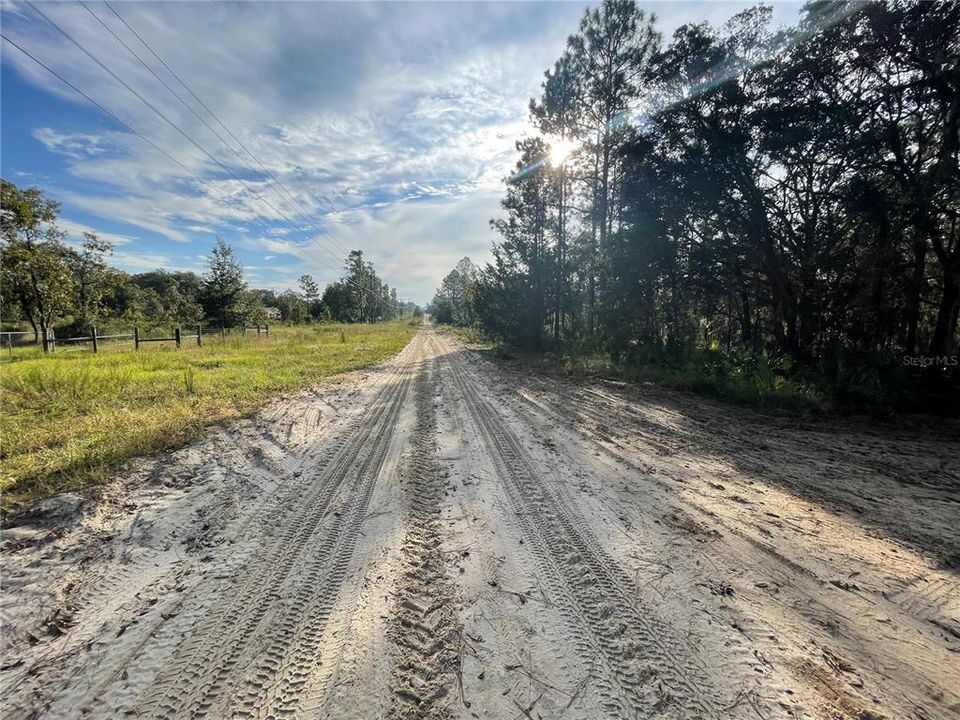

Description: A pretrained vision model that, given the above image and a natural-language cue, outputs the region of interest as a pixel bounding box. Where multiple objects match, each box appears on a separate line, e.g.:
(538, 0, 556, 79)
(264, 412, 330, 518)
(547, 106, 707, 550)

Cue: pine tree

(202, 238, 248, 328)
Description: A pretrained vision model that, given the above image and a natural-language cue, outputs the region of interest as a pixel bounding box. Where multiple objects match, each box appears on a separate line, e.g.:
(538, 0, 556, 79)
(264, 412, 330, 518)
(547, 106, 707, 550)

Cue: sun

(549, 138, 577, 165)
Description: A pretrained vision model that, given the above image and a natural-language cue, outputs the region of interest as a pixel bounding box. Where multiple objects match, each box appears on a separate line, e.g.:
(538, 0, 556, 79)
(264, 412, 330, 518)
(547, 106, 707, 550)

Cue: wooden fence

(1, 324, 269, 358)
(0, 330, 34, 358)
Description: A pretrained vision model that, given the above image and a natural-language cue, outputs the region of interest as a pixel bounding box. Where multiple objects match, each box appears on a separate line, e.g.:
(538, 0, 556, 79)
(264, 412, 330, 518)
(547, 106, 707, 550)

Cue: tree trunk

(596, 130, 612, 339)
(535, 206, 545, 352)
(737, 163, 795, 359)
(905, 239, 927, 354)
(39, 316, 50, 352)
(739, 289, 753, 345)
(26, 312, 38, 343)
(920, 85, 960, 362)
(928, 260, 960, 358)
(554, 164, 566, 344)
(28, 266, 52, 351)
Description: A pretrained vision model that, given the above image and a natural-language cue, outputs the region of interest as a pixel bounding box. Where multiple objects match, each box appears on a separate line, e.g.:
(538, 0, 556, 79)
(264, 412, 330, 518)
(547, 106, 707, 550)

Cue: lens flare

(549, 138, 577, 165)
(614, 1, 864, 132)
(510, 3, 862, 186)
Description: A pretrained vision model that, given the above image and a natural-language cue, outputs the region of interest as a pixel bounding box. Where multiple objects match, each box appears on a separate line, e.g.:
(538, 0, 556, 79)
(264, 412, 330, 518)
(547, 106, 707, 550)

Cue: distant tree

(129, 270, 203, 326)
(344, 250, 376, 321)
(252, 288, 280, 308)
(531, 52, 582, 342)
(330, 249, 396, 322)
(170, 271, 204, 317)
(298, 273, 324, 319)
(0, 182, 406, 336)
(322, 280, 354, 322)
(66, 231, 113, 331)
(0, 179, 75, 342)
(488, 138, 556, 349)
(201, 238, 249, 328)
(277, 290, 309, 323)
(430, 257, 477, 326)
(298, 274, 320, 302)
(567, 0, 659, 331)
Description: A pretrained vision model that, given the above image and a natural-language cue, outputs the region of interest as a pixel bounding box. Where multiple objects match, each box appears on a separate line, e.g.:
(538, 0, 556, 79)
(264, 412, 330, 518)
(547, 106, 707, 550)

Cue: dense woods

(0, 179, 416, 338)
(432, 0, 960, 410)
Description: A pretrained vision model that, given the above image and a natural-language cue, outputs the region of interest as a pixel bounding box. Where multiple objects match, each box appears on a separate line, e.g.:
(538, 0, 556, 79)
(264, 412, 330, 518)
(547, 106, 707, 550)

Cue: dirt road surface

(2, 327, 958, 719)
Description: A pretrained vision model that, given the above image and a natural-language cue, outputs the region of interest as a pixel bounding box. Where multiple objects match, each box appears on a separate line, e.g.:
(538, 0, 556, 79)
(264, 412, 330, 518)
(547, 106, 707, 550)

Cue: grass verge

(1, 321, 417, 512)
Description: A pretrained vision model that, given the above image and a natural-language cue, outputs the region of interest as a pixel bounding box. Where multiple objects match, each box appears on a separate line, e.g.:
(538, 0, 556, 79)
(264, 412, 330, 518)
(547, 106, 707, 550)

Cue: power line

(26, 2, 320, 246)
(0, 31, 328, 279)
(1, 33, 202, 185)
(9, 8, 396, 306)
(21, 0, 389, 300)
(101, 0, 349, 257)
(92, 2, 394, 303)
(86, 0, 349, 260)
(77, 4, 254, 178)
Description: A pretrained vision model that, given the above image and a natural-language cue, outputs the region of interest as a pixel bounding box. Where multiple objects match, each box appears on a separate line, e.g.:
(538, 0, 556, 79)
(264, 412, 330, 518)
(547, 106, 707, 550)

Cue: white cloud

(110, 250, 172, 271)
(59, 217, 135, 247)
(32, 128, 107, 159)
(244, 190, 503, 303)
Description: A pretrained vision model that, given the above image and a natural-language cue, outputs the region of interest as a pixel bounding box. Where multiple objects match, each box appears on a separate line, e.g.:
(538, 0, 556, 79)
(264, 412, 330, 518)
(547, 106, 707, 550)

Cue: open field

(0, 321, 417, 511)
(2, 325, 957, 719)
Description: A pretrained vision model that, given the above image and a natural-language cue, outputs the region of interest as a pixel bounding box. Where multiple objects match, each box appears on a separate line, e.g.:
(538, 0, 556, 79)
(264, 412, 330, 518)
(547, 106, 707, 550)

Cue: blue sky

(1, 1, 802, 304)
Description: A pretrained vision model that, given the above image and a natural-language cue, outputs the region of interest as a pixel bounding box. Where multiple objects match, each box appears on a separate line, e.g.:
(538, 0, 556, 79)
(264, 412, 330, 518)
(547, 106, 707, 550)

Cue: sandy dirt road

(2, 326, 958, 719)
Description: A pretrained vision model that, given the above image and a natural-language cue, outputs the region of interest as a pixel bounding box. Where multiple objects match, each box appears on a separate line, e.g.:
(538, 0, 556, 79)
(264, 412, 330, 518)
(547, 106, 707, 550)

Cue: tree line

(0, 180, 415, 340)
(432, 0, 959, 401)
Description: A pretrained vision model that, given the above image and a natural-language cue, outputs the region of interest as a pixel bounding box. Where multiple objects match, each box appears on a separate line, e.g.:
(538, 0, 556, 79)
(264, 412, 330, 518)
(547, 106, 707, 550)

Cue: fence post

(134, 326, 140, 351)
(242, 324, 246, 336)
(7, 333, 12, 360)
(265, 324, 269, 337)
(175, 327, 182, 348)
(197, 326, 202, 347)
(221, 326, 226, 341)
(257, 324, 261, 335)
(50, 328, 56, 353)
(91, 326, 98, 353)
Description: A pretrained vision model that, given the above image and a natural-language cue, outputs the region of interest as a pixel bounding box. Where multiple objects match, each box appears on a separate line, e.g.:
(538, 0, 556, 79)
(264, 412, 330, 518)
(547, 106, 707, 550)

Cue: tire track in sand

(142, 336, 423, 719)
(388, 353, 462, 719)
(440, 337, 718, 719)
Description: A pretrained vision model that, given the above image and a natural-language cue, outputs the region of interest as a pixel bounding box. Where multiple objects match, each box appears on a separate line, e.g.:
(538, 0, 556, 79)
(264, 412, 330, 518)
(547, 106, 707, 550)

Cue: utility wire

(102, 0, 349, 256)
(80, 0, 355, 271)
(0, 31, 315, 275)
(23, 0, 386, 299)
(25, 2, 344, 263)
(77, 4, 264, 187)
(94, 2, 392, 303)
(1, 33, 387, 307)
(1, 33, 202, 185)
(11, 5, 397, 308)
(87, 0, 349, 257)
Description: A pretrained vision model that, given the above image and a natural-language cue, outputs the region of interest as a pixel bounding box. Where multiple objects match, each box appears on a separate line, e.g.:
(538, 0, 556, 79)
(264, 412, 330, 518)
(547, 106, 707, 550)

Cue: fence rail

(1, 324, 269, 360)
(1, 330, 37, 359)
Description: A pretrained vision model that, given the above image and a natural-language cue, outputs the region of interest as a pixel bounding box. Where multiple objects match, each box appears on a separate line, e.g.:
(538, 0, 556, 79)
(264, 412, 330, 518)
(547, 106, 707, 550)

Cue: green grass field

(0, 321, 418, 512)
